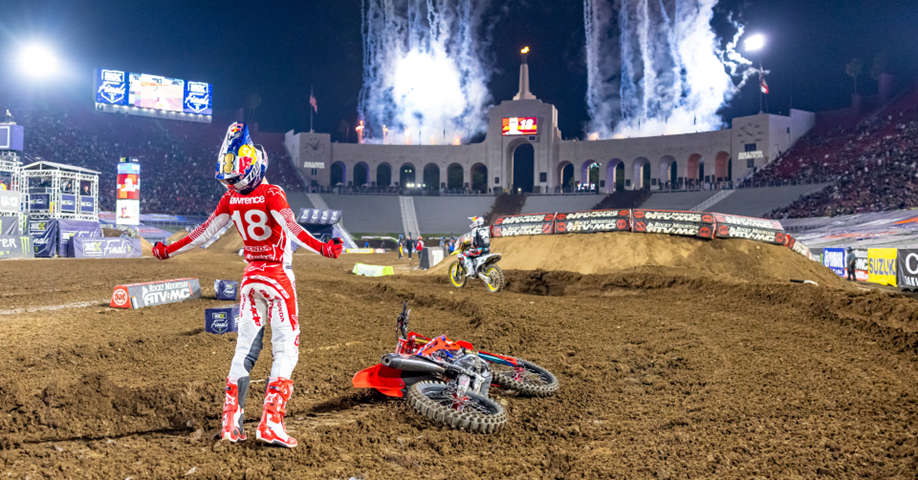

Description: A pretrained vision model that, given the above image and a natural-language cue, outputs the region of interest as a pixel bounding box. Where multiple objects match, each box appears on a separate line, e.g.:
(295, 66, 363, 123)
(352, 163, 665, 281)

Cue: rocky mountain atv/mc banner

(111, 278, 202, 309)
(713, 213, 785, 244)
(631, 209, 714, 239)
(553, 209, 631, 234)
(491, 213, 555, 237)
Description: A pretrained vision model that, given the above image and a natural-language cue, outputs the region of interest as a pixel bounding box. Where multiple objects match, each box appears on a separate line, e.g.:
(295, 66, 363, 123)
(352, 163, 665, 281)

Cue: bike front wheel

(407, 381, 507, 434)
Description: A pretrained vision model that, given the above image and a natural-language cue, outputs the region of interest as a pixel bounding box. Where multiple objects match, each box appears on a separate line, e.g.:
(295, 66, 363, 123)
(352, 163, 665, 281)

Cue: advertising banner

(896, 249, 918, 288)
(791, 239, 812, 259)
(110, 278, 202, 309)
(72, 237, 142, 259)
(58, 219, 102, 257)
(714, 224, 785, 244)
(30, 194, 50, 212)
(351, 264, 395, 277)
(214, 280, 239, 301)
(0, 235, 34, 260)
(491, 213, 555, 237)
(712, 213, 784, 231)
(853, 248, 869, 282)
(631, 210, 714, 239)
(553, 209, 631, 234)
(0, 190, 19, 214)
(809, 248, 824, 264)
(822, 248, 847, 277)
(60, 194, 77, 213)
(867, 248, 897, 286)
(116, 199, 140, 226)
(28, 219, 58, 257)
(80, 195, 95, 214)
(205, 306, 239, 334)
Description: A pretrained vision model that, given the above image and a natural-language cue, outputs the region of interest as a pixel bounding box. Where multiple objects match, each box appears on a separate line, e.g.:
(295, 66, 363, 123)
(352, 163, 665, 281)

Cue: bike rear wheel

(484, 265, 504, 293)
(448, 261, 467, 288)
(491, 358, 559, 397)
(407, 381, 507, 434)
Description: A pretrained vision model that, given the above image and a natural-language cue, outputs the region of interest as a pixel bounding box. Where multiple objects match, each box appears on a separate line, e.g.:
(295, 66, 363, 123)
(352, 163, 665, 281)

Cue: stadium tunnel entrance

(511, 143, 534, 193)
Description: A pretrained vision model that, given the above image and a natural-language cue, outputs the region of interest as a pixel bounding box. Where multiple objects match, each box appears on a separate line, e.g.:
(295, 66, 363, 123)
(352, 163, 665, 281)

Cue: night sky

(1, 0, 915, 139)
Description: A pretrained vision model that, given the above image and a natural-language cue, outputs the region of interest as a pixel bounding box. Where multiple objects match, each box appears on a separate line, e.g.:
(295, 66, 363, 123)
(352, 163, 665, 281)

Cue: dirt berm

(429, 232, 846, 286)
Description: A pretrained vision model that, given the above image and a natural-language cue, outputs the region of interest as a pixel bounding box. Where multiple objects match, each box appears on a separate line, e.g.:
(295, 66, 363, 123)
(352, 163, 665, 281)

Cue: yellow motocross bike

(448, 240, 504, 293)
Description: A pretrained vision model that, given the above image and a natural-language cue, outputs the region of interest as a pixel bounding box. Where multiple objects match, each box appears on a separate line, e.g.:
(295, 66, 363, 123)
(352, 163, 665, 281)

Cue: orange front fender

(352, 364, 406, 398)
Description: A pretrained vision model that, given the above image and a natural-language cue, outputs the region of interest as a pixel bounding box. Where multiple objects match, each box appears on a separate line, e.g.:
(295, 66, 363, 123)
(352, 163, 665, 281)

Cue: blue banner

(28, 219, 58, 257)
(80, 196, 95, 214)
(58, 219, 102, 257)
(61, 194, 77, 213)
(822, 247, 847, 277)
(94, 69, 129, 105)
(72, 237, 141, 258)
(183, 81, 213, 115)
(30, 194, 50, 211)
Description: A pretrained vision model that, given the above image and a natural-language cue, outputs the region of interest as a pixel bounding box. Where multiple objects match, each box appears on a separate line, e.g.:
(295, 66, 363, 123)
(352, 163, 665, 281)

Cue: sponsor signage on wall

(715, 224, 785, 244)
(58, 219, 102, 257)
(822, 248, 847, 277)
(80, 195, 95, 214)
(28, 219, 58, 257)
(896, 249, 918, 288)
(0, 235, 34, 260)
(298, 209, 342, 225)
(553, 210, 631, 234)
(631, 210, 714, 239)
(491, 213, 555, 237)
(867, 248, 897, 286)
(0, 190, 19, 214)
(111, 278, 202, 309)
(853, 248, 869, 282)
(72, 237, 142, 259)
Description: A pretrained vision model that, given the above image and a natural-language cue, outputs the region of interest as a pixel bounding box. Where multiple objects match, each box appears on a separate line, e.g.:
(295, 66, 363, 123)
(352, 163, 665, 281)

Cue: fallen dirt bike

(352, 302, 559, 433)
(448, 238, 504, 293)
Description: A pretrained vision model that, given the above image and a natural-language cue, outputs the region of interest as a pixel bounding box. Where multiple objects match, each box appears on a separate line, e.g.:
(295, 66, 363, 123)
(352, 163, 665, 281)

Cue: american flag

(759, 74, 769, 94)
(309, 92, 318, 113)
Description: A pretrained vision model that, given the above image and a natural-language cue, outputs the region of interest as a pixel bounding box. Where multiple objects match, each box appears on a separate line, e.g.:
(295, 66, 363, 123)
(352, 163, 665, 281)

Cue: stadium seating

(520, 195, 601, 214)
(320, 194, 402, 234)
(710, 184, 830, 217)
(639, 191, 718, 211)
(414, 196, 496, 234)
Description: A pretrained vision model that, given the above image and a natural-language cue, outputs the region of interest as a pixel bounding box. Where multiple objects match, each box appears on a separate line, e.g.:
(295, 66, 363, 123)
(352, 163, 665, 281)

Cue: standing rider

(459, 216, 490, 276)
(151, 123, 342, 448)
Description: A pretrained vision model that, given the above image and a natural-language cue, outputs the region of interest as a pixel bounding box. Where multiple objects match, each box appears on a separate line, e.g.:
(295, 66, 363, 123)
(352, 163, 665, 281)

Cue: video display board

(94, 69, 212, 116)
(117, 162, 141, 200)
(502, 117, 538, 136)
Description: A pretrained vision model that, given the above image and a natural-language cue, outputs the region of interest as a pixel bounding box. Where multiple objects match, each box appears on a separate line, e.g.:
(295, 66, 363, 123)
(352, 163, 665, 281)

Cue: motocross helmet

(469, 216, 484, 229)
(216, 122, 268, 194)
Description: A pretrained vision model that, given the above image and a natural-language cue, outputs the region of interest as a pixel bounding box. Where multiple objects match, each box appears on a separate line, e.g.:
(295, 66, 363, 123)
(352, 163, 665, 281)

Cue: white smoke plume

(584, 0, 754, 139)
(359, 0, 493, 145)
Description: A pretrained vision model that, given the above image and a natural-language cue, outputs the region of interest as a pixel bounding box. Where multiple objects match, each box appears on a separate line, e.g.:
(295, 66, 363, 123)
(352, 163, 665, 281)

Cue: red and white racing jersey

(167, 182, 325, 264)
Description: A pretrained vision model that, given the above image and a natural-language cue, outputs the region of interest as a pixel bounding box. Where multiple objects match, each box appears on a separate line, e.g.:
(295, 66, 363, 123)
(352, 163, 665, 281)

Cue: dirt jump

(1, 231, 916, 478)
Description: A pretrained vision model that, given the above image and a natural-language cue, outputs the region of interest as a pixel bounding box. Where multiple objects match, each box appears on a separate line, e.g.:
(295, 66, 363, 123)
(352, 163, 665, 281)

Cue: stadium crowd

(2, 96, 304, 215)
(752, 86, 918, 219)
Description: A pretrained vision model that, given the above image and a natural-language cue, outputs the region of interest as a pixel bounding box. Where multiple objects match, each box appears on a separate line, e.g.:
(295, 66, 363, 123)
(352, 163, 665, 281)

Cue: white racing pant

(229, 262, 300, 380)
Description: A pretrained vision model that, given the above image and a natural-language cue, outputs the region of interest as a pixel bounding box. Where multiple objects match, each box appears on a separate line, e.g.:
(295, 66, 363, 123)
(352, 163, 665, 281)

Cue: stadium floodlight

(19, 44, 57, 77)
(744, 34, 765, 52)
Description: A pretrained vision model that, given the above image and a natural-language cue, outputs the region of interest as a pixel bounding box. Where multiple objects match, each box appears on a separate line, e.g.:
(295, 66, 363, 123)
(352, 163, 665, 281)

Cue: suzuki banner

(491, 213, 555, 237)
(72, 237, 142, 258)
(110, 278, 202, 309)
(896, 249, 918, 288)
(822, 248, 847, 277)
(28, 219, 58, 257)
(0, 235, 34, 260)
(867, 248, 897, 286)
(58, 219, 102, 257)
(553, 209, 631, 234)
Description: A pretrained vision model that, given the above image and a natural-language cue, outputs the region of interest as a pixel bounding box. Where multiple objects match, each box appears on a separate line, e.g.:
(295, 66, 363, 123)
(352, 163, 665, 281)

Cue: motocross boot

(220, 376, 250, 442)
(256, 377, 297, 448)
(463, 258, 475, 277)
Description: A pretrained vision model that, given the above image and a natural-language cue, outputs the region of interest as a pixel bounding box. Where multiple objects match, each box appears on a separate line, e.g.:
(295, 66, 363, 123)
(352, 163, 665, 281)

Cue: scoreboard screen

(502, 117, 538, 136)
(117, 162, 140, 200)
(94, 69, 212, 116)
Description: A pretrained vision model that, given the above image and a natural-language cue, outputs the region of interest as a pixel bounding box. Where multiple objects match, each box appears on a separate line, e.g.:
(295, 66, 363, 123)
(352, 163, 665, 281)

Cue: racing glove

(321, 238, 343, 259)
(152, 242, 170, 260)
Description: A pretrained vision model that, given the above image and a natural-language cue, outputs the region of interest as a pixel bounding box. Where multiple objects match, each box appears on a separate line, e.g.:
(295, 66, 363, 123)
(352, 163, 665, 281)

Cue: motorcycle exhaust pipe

(382, 353, 445, 373)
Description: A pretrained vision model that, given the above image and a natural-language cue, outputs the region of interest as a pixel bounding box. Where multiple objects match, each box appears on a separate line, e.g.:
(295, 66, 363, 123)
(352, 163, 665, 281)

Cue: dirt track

(1, 235, 918, 479)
